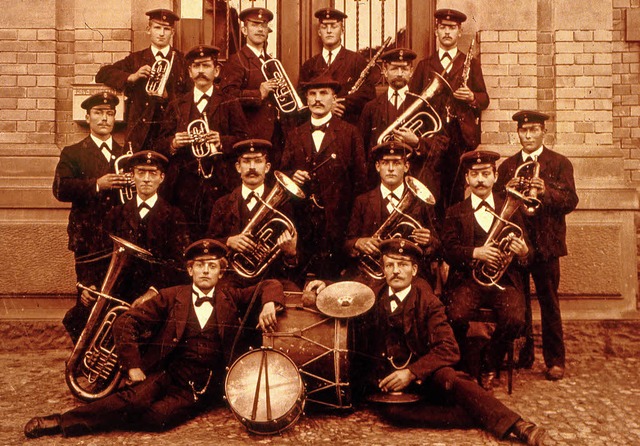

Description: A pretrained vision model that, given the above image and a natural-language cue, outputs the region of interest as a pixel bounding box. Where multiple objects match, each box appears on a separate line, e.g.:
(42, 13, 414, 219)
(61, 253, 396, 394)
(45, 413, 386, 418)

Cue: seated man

(24, 239, 283, 439)
(306, 239, 546, 446)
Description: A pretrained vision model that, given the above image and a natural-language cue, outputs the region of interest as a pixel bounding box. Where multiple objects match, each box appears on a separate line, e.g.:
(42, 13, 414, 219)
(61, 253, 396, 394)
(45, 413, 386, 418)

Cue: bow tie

(196, 94, 210, 105)
(138, 202, 150, 211)
(476, 200, 494, 212)
(311, 123, 329, 133)
(194, 294, 214, 307)
(155, 51, 167, 59)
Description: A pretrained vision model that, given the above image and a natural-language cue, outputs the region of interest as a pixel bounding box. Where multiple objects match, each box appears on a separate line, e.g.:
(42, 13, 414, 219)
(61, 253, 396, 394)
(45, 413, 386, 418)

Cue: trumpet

(114, 142, 135, 204)
(146, 51, 175, 97)
(187, 112, 221, 179)
(261, 58, 307, 114)
(377, 71, 453, 145)
(512, 160, 541, 215)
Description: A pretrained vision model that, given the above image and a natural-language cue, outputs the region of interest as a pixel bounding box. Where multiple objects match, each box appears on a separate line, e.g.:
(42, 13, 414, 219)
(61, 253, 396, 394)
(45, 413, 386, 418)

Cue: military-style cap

(512, 110, 550, 127)
(239, 7, 274, 23)
(185, 44, 220, 63)
(300, 75, 341, 94)
(380, 48, 417, 64)
(434, 8, 467, 23)
(233, 139, 271, 157)
(184, 239, 228, 261)
(81, 92, 119, 111)
(371, 140, 413, 161)
(146, 8, 180, 25)
(380, 238, 423, 263)
(460, 150, 500, 171)
(314, 7, 348, 23)
(126, 150, 169, 171)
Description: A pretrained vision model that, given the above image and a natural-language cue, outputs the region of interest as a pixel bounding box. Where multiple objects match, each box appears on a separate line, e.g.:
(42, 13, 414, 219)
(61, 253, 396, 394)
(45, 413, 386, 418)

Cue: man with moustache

(299, 7, 376, 125)
(96, 9, 191, 151)
(158, 44, 248, 240)
(24, 239, 283, 439)
(281, 76, 367, 280)
(53, 92, 127, 343)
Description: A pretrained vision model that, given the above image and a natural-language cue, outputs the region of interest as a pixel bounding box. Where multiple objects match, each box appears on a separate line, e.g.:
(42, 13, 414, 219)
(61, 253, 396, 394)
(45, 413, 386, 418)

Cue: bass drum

(225, 348, 305, 435)
(263, 292, 352, 410)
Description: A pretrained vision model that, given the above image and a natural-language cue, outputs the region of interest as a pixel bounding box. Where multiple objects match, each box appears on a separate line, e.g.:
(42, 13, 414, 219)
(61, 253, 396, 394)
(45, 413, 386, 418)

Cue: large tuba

(376, 71, 453, 145)
(358, 176, 436, 279)
(187, 112, 222, 179)
(114, 142, 135, 204)
(512, 159, 542, 216)
(231, 171, 306, 278)
(146, 51, 175, 97)
(261, 58, 307, 114)
(65, 235, 153, 401)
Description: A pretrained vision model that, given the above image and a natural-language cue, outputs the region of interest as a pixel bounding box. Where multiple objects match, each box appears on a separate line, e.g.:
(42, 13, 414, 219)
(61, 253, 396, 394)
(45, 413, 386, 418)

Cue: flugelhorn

(231, 171, 306, 279)
(512, 159, 541, 215)
(358, 176, 436, 279)
(376, 71, 453, 145)
(187, 112, 221, 179)
(114, 142, 135, 204)
(146, 51, 174, 97)
(261, 58, 307, 114)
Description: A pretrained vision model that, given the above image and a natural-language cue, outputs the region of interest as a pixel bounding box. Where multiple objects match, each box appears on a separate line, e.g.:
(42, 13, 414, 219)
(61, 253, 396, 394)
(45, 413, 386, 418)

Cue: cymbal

(316, 281, 375, 318)
(367, 392, 422, 404)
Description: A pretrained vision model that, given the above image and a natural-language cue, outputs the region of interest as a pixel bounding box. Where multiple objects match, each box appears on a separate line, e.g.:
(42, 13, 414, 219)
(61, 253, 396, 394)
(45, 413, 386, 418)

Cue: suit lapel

(174, 286, 192, 341)
(242, 46, 263, 71)
(461, 197, 476, 245)
(318, 121, 336, 153)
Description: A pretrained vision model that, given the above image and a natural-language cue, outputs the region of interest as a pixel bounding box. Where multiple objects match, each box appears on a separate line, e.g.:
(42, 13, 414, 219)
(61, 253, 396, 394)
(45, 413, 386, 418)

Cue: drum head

(316, 281, 375, 318)
(367, 391, 422, 404)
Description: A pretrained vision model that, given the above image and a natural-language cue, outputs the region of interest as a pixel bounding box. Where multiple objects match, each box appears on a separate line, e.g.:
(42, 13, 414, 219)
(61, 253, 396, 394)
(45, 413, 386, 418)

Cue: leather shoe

(511, 419, 547, 446)
(545, 365, 565, 381)
(24, 414, 62, 439)
(480, 371, 496, 390)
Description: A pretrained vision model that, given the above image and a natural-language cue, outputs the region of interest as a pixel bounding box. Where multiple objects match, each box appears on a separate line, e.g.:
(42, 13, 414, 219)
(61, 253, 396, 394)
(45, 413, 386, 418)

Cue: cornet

(512, 160, 541, 215)
(261, 58, 307, 114)
(146, 51, 175, 97)
(113, 142, 135, 204)
(187, 112, 221, 179)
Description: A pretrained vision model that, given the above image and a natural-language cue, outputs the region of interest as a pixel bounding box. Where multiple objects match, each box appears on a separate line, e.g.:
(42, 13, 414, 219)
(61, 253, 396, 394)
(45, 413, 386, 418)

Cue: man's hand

(392, 128, 419, 147)
(473, 245, 504, 270)
(131, 288, 159, 308)
(291, 170, 310, 186)
(277, 230, 297, 258)
(127, 65, 152, 84)
(204, 130, 221, 149)
(227, 234, 257, 253)
(453, 85, 475, 104)
(379, 369, 416, 392)
(509, 235, 529, 258)
(96, 173, 127, 191)
(528, 176, 546, 197)
(259, 79, 277, 100)
(332, 100, 346, 118)
(258, 302, 277, 332)
(172, 131, 192, 152)
(127, 368, 146, 384)
(79, 285, 98, 307)
(411, 227, 431, 246)
(354, 237, 381, 256)
(304, 280, 327, 295)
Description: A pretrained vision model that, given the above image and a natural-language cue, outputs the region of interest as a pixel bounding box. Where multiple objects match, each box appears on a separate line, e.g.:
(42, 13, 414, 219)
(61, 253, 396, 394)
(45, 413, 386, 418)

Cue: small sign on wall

(72, 84, 125, 122)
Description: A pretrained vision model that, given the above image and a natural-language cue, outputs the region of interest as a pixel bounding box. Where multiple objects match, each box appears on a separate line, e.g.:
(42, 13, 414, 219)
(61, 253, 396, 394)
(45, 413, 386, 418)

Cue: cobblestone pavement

(1, 321, 639, 446)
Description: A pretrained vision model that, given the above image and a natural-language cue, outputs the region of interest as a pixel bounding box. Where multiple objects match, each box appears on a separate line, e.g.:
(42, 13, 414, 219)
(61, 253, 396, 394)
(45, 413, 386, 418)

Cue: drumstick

(251, 350, 266, 421)
(310, 153, 337, 174)
(264, 351, 272, 421)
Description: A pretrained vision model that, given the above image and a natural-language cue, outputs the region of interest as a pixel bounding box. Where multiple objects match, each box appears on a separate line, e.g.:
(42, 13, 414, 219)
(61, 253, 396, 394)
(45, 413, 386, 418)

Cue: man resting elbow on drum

(24, 239, 283, 439)
(305, 238, 546, 446)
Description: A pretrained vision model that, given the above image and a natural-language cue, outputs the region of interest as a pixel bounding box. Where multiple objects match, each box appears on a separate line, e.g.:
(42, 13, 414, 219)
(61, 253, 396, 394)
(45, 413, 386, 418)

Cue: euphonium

(261, 58, 307, 114)
(512, 159, 541, 216)
(359, 176, 436, 279)
(377, 71, 453, 145)
(114, 142, 135, 204)
(187, 112, 221, 179)
(146, 51, 175, 97)
(65, 235, 153, 401)
(231, 171, 306, 279)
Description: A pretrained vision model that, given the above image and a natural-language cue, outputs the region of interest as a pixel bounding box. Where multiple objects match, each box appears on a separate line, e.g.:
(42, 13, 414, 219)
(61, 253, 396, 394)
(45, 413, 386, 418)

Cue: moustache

(246, 170, 259, 176)
(195, 73, 210, 80)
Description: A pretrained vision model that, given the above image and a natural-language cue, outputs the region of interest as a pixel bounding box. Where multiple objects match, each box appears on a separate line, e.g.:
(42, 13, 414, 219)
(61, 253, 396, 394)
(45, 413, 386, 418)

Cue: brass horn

(377, 71, 453, 145)
(512, 160, 542, 216)
(187, 112, 221, 179)
(114, 142, 135, 204)
(146, 51, 175, 97)
(261, 58, 307, 114)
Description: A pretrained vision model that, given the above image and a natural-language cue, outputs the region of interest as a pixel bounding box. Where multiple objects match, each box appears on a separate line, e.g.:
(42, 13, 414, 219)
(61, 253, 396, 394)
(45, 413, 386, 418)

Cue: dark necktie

(311, 123, 329, 133)
(156, 51, 166, 60)
(245, 191, 258, 210)
(327, 50, 333, 67)
(196, 94, 210, 105)
(389, 294, 401, 312)
(476, 200, 493, 212)
(441, 52, 452, 71)
(259, 52, 267, 62)
(196, 94, 210, 113)
(138, 202, 150, 218)
(194, 293, 214, 307)
(391, 91, 399, 109)
(99, 142, 113, 164)
(385, 193, 400, 213)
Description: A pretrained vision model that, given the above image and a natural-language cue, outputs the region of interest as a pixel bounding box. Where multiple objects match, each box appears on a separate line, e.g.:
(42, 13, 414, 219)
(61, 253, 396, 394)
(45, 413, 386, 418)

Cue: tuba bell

(146, 51, 175, 97)
(261, 58, 307, 114)
(377, 71, 453, 145)
(358, 176, 436, 279)
(65, 235, 153, 401)
(231, 171, 306, 279)
(187, 112, 222, 179)
(114, 142, 135, 204)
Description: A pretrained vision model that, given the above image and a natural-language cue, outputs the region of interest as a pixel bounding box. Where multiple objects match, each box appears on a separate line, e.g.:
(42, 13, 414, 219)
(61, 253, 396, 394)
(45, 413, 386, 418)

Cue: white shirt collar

(522, 146, 543, 162)
(91, 135, 112, 150)
(151, 45, 170, 58)
(387, 85, 409, 104)
(136, 193, 158, 209)
(311, 113, 332, 127)
(438, 47, 458, 60)
(471, 192, 495, 211)
(323, 46, 342, 63)
(388, 285, 411, 302)
(380, 183, 405, 200)
(242, 183, 265, 200)
(246, 43, 265, 59)
(194, 86, 214, 103)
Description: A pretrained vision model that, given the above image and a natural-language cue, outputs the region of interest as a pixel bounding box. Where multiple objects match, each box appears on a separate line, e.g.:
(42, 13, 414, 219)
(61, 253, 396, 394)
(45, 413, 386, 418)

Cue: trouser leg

(530, 258, 564, 368)
(487, 286, 525, 371)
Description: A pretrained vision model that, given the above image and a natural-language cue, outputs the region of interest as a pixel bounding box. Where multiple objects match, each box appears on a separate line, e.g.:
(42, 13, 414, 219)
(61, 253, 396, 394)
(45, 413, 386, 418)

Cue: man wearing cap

(345, 141, 440, 288)
(305, 238, 546, 446)
(281, 76, 367, 279)
(299, 7, 377, 125)
(158, 44, 248, 240)
(409, 8, 490, 216)
(96, 8, 191, 152)
(207, 139, 299, 288)
(24, 239, 284, 439)
(494, 111, 578, 380)
(53, 92, 127, 343)
(105, 150, 190, 303)
(219, 7, 284, 167)
(442, 150, 530, 388)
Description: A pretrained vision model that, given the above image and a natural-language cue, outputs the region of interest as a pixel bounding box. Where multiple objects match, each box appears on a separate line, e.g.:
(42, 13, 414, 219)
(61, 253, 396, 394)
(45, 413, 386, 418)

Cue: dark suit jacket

(95, 47, 191, 151)
(53, 136, 124, 255)
(495, 147, 578, 260)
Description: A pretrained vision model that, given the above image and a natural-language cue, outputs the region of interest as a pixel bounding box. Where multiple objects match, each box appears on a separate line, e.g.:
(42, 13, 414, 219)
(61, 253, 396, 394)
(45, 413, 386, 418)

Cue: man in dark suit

(53, 92, 127, 343)
(409, 8, 489, 216)
(24, 239, 284, 439)
(442, 150, 529, 388)
(158, 44, 248, 240)
(281, 76, 367, 280)
(299, 7, 377, 125)
(345, 141, 439, 288)
(495, 111, 579, 381)
(305, 238, 546, 446)
(95, 8, 191, 151)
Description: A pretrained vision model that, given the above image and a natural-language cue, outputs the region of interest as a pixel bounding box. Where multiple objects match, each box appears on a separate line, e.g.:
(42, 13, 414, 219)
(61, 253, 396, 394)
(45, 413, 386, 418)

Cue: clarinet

(346, 36, 392, 96)
(460, 33, 478, 88)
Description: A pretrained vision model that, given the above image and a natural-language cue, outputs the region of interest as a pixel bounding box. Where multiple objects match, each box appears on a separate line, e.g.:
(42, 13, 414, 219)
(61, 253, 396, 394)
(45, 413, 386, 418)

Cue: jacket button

(142, 118, 146, 123)
(172, 337, 178, 342)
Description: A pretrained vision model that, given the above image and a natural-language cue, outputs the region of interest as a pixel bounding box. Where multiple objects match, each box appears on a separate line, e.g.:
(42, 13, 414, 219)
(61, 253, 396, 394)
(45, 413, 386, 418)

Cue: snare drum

(225, 348, 305, 435)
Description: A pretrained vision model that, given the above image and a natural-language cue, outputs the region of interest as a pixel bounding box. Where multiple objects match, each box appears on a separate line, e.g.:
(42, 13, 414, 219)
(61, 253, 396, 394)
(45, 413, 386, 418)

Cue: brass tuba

(146, 51, 175, 97)
(65, 235, 153, 401)
(261, 58, 307, 114)
(231, 171, 306, 278)
(376, 71, 453, 145)
(512, 159, 542, 216)
(358, 176, 436, 279)
(187, 112, 221, 179)
(114, 142, 135, 204)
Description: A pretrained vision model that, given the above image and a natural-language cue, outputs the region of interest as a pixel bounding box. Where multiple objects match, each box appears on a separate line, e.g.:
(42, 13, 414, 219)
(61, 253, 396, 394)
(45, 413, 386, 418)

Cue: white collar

(246, 43, 265, 59)
(387, 85, 409, 102)
(471, 192, 495, 211)
(323, 46, 342, 61)
(91, 135, 112, 150)
(380, 183, 405, 200)
(151, 45, 170, 58)
(192, 285, 214, 299)
(194, 86, 214, 103)
(311, 113, 332, 127)
(242, 183, 265, 200)
(136, 193, 158, 209)
(438, 47, 458, 60)
(388, 285, 411, 302)
(522, 146, 543, 162)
